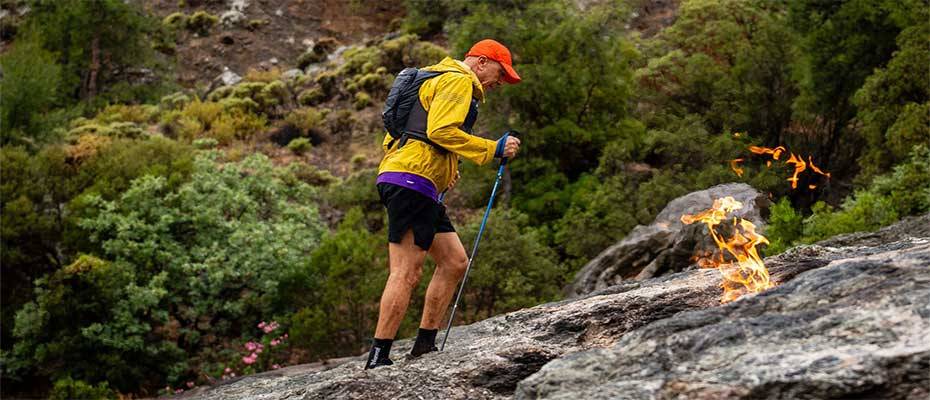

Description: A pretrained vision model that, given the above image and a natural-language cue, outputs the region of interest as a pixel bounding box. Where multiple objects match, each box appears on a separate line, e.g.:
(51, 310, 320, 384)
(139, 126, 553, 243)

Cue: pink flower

(283, 333, 288, 339)
(270, 339, 279, 347)
(186, 381, 194, 388)
(258, 321, 267, 328)
(230, 372, 236, 377)
(175, 389, 184, 394)
(245, 341, 258, 351)
(242, 353, 257, 365)
(224, 367, 232, 373)
(255, 347, 263, 354)
(272, 364, 280, 369)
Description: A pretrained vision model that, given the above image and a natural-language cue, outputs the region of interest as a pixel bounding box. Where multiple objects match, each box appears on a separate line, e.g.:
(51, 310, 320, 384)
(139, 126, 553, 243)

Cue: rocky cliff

(177, 212, 929, 400)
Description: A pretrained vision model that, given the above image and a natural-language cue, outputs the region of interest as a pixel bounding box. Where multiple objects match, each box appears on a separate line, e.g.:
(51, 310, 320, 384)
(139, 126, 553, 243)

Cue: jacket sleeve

(425, 74, 497, 165)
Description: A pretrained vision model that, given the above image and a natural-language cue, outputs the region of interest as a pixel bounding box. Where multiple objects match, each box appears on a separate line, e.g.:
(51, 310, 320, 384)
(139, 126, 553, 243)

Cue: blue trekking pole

(440, 131, 516, 351)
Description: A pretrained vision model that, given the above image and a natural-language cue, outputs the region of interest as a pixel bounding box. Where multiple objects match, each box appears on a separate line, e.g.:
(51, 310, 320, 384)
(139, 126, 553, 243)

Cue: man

(365, 39, 522, 369)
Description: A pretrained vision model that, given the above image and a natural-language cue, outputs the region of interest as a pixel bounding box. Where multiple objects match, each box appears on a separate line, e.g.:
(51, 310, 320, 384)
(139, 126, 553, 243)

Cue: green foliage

(22, 0, 167, 103)
(297, 88, 327, 106)
(852, 18, 930, 181)
(49, 376, 115, 400)
(787, 0, 924, 174)
(10, 153, 325, 392)
(162, 12, 188, 30)
(288, 138, 312, 155)
(0, 35, 63, 144)
(287, 208, 387, 358)
(455, 208, 564, 323)
(765, 145, 930, 252)
(353, 91, 372, 110)
(187, 11, 218, 35)
(636, 0, 798, 140)
(764, 197, 804, 255)
(284, 107, 326, 134)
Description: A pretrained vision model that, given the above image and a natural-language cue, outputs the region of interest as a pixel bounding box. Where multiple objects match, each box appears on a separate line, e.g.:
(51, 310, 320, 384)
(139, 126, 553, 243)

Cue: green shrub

(353, 91, 372, 110)
(0, 35, 63, 144)
(160, 92, 191, 111)
(297, 88, 327, 106)
(49, 375, 116, 399)
(193, 138, 218, 149)
(766, 145, 930, 252)
(288, 138, 312, 155)
(95, 104, 159, 124)
(284, 162, 338, 187)
(297, 50, 327, 70)
(207, 109, 268, 143)
(455, 208, 564, 323)
(284, 108, 326, 134)
(284, 207, 387, 359)
(163, 12, 188, 29)
(11, 153, 325, 393)
(764, 198, 805, 255)
(186, 10, 218, 35)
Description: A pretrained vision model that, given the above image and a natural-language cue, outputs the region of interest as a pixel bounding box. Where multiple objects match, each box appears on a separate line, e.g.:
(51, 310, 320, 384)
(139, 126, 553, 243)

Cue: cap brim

(501, 62, 521, 84)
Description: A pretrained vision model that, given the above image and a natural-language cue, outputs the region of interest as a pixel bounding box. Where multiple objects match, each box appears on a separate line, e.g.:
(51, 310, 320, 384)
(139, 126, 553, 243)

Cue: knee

(395, 265, 423, 288)
(445, 253, 469, 278)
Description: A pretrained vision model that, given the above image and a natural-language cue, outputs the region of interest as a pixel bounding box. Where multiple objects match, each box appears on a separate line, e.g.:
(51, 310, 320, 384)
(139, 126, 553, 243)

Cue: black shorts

(377, 183, 455, 251)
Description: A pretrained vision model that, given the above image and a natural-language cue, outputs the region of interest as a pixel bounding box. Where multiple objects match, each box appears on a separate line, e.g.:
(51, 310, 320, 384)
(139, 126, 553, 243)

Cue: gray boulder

(566, 183, 771, 298)
(178, 215, 930, 400)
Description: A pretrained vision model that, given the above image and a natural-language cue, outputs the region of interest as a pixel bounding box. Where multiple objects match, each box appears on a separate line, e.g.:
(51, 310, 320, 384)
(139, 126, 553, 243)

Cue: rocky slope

(177, 214, 930, 399)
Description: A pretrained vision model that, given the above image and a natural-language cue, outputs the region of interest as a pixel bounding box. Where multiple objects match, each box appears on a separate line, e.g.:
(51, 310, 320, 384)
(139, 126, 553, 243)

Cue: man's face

(475, 56, 506, 92)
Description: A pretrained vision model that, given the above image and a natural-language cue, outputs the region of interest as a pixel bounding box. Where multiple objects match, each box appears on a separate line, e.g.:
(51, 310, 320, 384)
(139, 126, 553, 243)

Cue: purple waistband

(376, 172, 438, 201)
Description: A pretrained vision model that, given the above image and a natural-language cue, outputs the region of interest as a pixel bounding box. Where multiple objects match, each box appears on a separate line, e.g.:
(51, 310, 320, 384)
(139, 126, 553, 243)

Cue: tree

(0, 36, 63, 145)
(22, 0, 166, 102)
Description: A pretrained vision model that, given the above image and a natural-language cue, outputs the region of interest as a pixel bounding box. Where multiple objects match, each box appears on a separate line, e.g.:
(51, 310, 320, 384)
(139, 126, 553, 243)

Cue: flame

(736, 143, 831, 191)
(785, 153, 806, 189)
(730, 158, 745, 177)
(749, 145, 785, 160)
(808, 156, 831, 179)
(681, 197, 775, 303)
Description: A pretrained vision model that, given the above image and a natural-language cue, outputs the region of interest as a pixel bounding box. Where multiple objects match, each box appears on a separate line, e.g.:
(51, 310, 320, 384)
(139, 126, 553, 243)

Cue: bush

(187, 10, 218, 35)
(11, 153, 326, 393)
(297, 88, 327, 106)
(288, 138, 312, 155)
(0, 35, 63, 144)
(285, 208, 387, 358)
(284, 107, 326, 134)
(49, 375, 115, 400)
(765, 145, 930, 252)
(160, 92, 191, 110)
(353, 91, 372, 110)
(162, 12, 188, 29)
(454, 208, 564, 323)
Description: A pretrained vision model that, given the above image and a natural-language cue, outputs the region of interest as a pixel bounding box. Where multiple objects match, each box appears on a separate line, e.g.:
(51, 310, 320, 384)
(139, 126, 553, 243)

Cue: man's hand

(502, 136, 521, 158)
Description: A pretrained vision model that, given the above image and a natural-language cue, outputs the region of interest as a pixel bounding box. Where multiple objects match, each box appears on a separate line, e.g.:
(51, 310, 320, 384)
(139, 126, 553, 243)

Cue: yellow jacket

(378, 57, 498, 192)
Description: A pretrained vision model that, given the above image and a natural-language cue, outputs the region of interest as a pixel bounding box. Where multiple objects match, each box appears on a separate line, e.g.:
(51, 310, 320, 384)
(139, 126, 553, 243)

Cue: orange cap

(465, 39, 521, 84)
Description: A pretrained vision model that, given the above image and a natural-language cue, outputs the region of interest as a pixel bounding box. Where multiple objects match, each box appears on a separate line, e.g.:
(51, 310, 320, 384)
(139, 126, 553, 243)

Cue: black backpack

(382, 67, 449, 152)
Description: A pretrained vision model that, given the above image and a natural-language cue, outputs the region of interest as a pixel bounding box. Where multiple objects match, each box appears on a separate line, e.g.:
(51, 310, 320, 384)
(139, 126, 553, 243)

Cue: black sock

(365, 338, 393, 369)
(411, 328, 438, 356)
(414, 328, 438, 347)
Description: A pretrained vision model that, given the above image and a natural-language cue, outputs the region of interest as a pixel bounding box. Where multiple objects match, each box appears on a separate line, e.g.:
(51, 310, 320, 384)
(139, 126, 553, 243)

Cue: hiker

(365, 39, 522, 369)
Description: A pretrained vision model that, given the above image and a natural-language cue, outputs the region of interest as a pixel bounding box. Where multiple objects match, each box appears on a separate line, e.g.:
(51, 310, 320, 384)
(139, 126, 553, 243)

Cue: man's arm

(425, 75, 497, 165)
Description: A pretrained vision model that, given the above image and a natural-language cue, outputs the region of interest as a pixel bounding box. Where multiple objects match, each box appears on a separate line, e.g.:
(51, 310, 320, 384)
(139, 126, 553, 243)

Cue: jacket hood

(423, 57, 485, 101)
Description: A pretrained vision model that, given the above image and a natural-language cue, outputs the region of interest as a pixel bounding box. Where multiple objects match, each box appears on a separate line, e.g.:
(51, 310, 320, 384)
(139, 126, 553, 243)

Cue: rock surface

(178, 214, 930, 400)
(567, 183, 771, 298)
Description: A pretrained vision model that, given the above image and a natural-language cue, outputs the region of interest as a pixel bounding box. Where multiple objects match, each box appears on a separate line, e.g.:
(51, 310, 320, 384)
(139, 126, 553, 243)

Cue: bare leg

(374, 230, 428, 339)
(420, 232, 469, 330)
